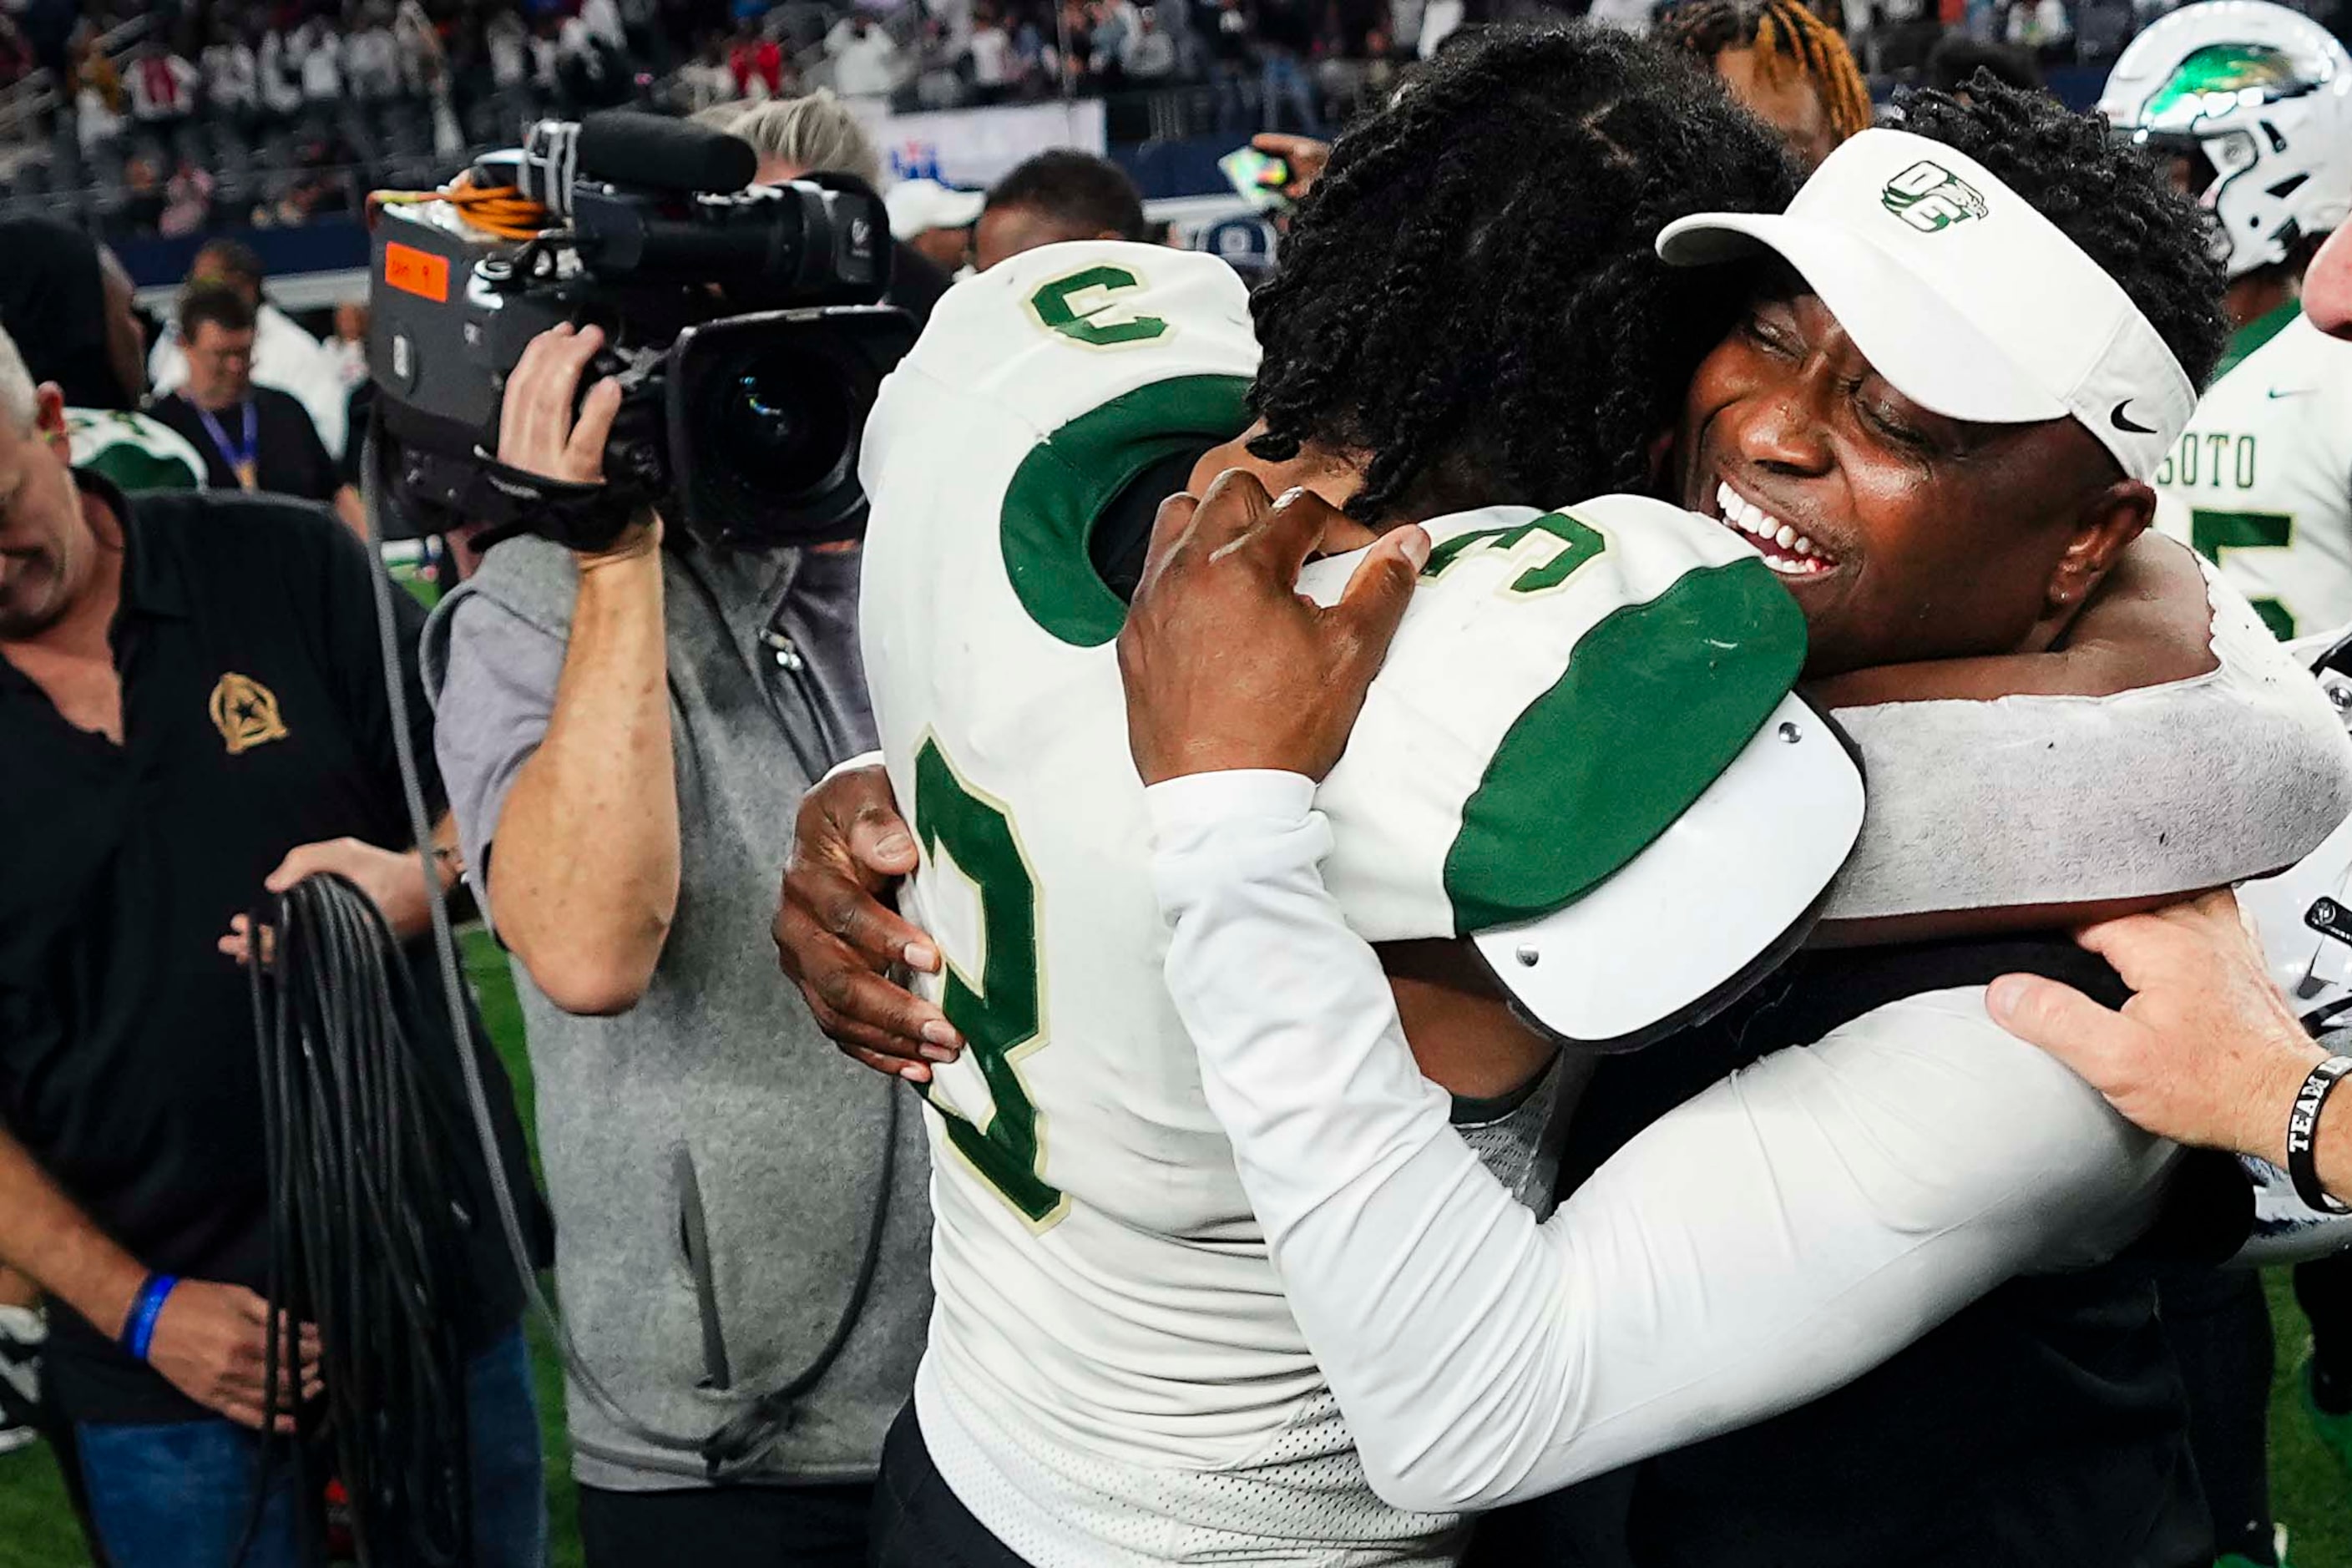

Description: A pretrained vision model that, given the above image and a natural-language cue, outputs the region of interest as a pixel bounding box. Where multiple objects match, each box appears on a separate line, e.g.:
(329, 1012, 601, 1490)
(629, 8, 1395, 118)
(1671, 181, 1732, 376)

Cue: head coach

(0, 323, 550, 1568)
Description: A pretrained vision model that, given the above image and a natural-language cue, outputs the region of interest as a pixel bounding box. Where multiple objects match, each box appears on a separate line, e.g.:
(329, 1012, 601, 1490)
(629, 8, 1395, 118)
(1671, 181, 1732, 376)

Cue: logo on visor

(2111, 402, 2158, 435)
(1881, 160, 1990, 233)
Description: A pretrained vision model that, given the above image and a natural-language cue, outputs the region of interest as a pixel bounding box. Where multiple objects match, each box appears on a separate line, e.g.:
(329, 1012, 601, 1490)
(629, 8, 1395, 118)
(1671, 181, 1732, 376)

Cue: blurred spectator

(126, 43, 198, 129)
(974, 147, 1146, 271)
(294, 13, 344, 103)
(1925, 30, 2043, 91)
(582, 0, 630, 52)
(487, 8, 531, 89)
(149, 283, 364, 532)
(1661, 0, 1872, 167)
(1196, 0, 1253, 127)
(729, 20, 786, 99)
(150, 240, 352, 462)
(159, 159, 216, 238)
(1123, 5, 1178, 77)
(325, 301, 369, 390)
(679, 33, 736, 108)
(0, 17, 34, 87)
(119, 155, 167, 235)
(969, 7, 1014, 99)
(1090, 0, 1140, 84)
(1255, 0, 1324, 131)
(2005, 0, 2074, 56)
(828, 14, 903, 97)
(346, 4, 402, 100)
(201, 24, 259, 122)
(912, 18, 966, 108)
(257, 23, 305, 119)
(555, 13, 635, 108)
(393, 0, 445, 96)
(73, 73, 124, 155)
(730, 94, 953, 321)
(1590, 0, 1662, 30)
(884, 177, 984, 275)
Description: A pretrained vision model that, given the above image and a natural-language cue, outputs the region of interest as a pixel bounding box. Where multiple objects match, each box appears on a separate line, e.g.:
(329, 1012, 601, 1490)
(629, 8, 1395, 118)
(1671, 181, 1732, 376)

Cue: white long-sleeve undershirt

(1149, 769, 2179, 1516)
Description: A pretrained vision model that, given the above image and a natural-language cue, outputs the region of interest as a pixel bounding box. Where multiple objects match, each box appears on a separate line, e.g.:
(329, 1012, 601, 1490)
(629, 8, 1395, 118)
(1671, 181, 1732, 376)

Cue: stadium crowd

(6, 0, 2347, 239)
(15, 4, 2352, 1568)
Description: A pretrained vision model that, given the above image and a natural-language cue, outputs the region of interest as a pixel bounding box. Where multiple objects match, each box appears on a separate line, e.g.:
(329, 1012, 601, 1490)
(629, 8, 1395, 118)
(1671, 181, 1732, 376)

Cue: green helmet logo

(1881, 159, 1990, 232)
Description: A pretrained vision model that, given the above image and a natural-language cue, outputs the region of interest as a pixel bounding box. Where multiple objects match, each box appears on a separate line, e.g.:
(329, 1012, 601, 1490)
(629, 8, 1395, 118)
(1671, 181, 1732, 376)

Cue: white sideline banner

(854, 100, 1109, 190)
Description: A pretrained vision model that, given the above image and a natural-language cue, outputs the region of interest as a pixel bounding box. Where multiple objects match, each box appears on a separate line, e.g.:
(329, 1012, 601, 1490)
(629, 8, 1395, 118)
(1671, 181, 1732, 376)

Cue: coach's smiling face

(1672, 272, 2155, 678)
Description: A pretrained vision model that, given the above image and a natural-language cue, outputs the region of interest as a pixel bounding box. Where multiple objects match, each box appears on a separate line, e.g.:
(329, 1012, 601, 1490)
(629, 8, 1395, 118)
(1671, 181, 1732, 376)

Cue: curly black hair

(1247, 23, 1801, 524)
(1897, 79, 2230, 390)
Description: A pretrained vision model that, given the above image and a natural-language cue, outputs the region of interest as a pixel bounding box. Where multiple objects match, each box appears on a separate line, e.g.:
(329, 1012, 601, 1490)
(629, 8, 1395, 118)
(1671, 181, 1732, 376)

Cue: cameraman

(423, 322, 932, 1565)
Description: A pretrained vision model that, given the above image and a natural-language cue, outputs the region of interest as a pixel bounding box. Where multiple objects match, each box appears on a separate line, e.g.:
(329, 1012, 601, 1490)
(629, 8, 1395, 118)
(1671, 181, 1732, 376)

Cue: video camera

(367, 111, 917, 553)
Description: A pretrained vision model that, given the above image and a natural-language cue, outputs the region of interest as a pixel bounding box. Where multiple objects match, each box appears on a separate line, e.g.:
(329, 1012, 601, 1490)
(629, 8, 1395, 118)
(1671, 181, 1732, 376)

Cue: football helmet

(2100, 0, 2352, 281)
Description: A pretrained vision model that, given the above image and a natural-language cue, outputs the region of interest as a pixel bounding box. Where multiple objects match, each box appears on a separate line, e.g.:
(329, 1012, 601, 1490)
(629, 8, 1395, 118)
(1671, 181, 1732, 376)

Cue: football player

(2104, 0, 2352, 645)
(2107, 14, 2352, 1558)
(778, 34, 2346, 1568)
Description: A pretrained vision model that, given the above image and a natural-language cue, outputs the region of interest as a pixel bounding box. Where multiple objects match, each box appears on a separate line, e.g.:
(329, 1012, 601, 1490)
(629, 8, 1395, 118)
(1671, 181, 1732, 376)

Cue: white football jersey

(857, 241, 1806, 1567)
(2156, 303, 2352, 640)
(65, 407, 205, 492)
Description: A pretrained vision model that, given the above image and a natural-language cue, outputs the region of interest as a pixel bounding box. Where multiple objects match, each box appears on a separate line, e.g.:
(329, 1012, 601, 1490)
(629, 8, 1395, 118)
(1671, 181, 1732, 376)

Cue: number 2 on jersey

(912, 737, 1070, 1227)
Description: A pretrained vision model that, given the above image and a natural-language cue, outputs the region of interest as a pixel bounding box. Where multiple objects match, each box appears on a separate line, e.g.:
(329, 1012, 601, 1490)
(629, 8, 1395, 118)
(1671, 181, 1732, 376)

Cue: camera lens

(711, 350, 854, 500)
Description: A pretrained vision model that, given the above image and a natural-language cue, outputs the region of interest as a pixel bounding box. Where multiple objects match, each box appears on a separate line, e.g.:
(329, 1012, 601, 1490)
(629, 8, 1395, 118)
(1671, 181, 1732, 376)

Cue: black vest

(1467, 938, 2246, 1568)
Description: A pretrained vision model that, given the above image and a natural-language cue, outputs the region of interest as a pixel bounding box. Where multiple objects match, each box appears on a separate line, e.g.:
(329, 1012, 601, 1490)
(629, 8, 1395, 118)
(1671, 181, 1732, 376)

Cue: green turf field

(3, 934, 2350, 1567)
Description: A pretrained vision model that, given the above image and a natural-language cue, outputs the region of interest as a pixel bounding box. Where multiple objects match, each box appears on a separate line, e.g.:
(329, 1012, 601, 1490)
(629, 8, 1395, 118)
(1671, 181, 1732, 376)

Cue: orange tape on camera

(383, 243, 449, 303)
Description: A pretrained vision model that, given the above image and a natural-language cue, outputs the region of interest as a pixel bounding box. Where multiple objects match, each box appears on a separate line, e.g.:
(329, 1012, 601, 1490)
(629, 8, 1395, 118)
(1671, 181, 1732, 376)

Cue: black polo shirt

(149, 386, 343, 504)
(0, 476, 539, 1424)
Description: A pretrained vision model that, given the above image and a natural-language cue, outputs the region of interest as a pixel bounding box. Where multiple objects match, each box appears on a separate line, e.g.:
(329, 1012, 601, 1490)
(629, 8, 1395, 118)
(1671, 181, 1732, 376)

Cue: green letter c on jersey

(1029, 266, 1169, 349)
(1421, 511, 1606, 596)
(912, 737, 1069, 1227)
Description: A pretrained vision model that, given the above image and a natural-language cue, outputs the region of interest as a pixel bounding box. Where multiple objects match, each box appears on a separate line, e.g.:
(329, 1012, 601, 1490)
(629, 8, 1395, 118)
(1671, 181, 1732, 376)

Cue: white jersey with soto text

(856, 242, 1806, 1566)
(2156, 301, 2352, 640)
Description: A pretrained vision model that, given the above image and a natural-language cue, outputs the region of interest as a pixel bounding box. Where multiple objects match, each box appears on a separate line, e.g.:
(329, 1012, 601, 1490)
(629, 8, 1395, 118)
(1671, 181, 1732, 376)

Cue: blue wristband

(119, 1274, 179, 1363)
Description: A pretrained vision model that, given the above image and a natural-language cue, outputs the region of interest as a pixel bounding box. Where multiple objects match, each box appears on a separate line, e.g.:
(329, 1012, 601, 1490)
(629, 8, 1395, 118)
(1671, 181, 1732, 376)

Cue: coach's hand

(775, 765, 962, 1083)
(496, 323, 656, 564)
(1986, 890, 2324, 1163)
(144, 1279, 322, 1433)
(1118, 472, 1426, 787)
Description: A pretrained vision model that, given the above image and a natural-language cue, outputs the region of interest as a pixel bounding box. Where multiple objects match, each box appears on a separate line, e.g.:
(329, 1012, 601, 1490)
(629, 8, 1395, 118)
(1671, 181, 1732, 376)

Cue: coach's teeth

(1714, 479, 1832, 568)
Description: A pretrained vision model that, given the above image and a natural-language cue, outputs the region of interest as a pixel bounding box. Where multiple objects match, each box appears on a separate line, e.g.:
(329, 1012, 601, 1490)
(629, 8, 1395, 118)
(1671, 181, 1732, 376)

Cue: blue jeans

(78, 1325, 547, 1568)
(1260, 53, 1323, 134)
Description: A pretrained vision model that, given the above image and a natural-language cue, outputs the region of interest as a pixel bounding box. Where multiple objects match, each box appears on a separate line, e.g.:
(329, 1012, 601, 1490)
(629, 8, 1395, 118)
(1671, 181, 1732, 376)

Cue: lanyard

(195, 399, 258, 488)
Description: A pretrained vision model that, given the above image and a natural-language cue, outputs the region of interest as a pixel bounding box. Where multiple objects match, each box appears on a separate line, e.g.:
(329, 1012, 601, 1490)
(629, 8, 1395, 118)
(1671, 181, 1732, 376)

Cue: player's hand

(496, 323, 654, 564)
(1985, 889, 2324, 1162)
(220, 837, 438, 961)
(1118, 472, 1427, 787)
(775, 764, 963, 1083)
(1251, 133, 1331, 202)
(144, 1280, 323, 1433)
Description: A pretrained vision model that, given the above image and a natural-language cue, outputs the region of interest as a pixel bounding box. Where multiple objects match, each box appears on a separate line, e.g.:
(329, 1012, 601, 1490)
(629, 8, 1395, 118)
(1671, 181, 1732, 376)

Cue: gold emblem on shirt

(208, 673, 288, 756)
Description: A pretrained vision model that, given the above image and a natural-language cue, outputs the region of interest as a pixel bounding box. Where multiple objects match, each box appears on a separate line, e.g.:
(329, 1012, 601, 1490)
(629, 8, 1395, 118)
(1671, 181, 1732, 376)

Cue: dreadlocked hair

(1897, 79, 2230, 389)
(1662, 0, 1873, 145)
(1247, 22, 1800, 524)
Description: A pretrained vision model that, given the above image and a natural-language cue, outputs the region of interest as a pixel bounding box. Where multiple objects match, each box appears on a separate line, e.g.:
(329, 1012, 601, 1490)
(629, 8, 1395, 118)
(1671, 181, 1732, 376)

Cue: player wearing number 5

(2104, 0, 2352, 644)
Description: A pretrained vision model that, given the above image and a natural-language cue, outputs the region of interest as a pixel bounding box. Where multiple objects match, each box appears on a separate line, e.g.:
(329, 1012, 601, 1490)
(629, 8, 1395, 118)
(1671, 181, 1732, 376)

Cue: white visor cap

(885, 178, 987, 237)
(1657, 127, 2197, 482)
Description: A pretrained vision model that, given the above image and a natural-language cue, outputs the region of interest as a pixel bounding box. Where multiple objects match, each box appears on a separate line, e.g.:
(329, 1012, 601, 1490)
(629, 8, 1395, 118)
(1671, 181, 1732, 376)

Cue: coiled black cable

(245, 873, 475, 1567)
